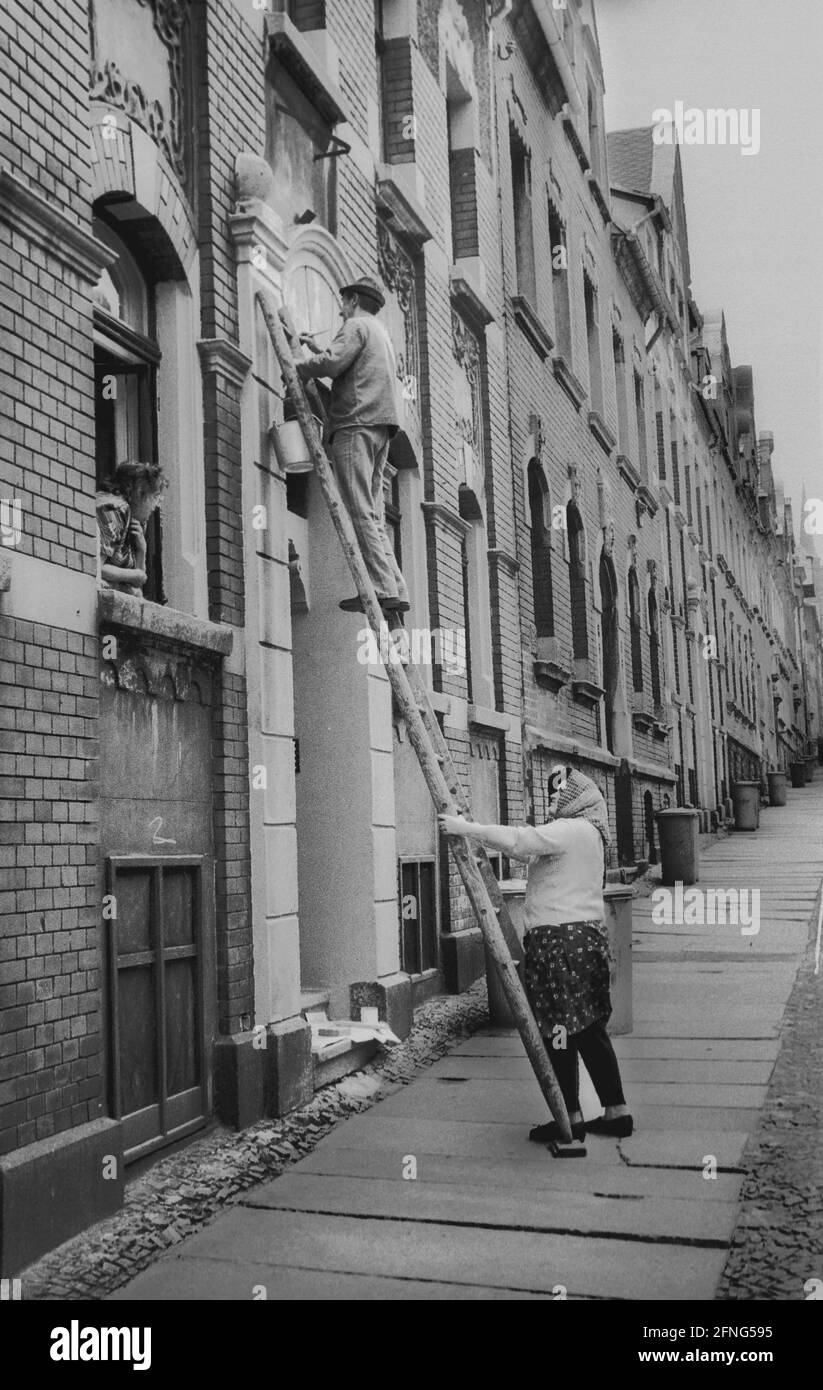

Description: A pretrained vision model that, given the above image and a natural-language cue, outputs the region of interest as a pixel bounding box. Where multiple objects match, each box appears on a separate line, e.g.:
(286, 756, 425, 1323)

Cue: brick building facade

(1, 0, 821, 1272)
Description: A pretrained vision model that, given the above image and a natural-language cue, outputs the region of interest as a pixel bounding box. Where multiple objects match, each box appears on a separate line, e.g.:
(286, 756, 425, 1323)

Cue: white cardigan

(500, 818, 605, 930)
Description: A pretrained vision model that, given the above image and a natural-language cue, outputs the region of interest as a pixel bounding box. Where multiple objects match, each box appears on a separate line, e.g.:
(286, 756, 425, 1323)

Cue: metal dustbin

(603, 883, 633, 1035)
(485, 880, 527, 1027)
(655, 807, 700, 885)
(789, 762, 805, 789)
(767, 771, 788, 807)
(732, 781, 760, 830)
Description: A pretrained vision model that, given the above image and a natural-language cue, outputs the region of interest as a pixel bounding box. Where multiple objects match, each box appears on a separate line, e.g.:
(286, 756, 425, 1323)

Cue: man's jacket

(300, 313, 400, 434)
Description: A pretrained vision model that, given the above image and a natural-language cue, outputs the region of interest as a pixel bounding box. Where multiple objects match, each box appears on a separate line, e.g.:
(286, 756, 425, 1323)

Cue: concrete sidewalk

(113, 775, 823, 1301)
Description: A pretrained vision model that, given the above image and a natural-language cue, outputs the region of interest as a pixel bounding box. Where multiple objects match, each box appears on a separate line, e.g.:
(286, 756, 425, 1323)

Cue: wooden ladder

(256, 290, 571, 1142)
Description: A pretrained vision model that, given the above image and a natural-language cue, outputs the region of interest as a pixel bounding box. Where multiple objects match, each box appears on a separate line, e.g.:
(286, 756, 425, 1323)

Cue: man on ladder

(297, 274, 410, 615)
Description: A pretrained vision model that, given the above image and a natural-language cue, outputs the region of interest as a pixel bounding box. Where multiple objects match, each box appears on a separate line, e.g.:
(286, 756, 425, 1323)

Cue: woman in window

(96, 461, 167, 596)
(440, 767, 633, 1144)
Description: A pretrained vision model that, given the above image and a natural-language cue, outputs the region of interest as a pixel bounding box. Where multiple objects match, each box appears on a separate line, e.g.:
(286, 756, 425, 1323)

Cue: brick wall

(0, 0, 92, 221)
(211, 667, 253, 1033)
(0, 617, 101, 1156)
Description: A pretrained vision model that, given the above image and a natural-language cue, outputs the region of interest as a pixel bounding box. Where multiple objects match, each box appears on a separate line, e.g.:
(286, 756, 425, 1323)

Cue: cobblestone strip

(717, 890, 823, 1301)
(21, 983, 490, 1301)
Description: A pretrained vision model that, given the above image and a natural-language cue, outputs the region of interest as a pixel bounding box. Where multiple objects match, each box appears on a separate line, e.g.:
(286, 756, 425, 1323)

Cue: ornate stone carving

(451, 310, 482, 453)
(102, 645, 208, 704)
(377, 221, 420, 415)
(89, 0, 188, 184)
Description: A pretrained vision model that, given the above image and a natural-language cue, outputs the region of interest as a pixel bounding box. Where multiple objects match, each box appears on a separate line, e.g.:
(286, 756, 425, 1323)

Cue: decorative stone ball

(235, 152, 273, 203)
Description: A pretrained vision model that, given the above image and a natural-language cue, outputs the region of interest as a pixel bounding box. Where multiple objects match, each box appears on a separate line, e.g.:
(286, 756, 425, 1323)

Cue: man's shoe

(586, 1114, 633, 1137)
(381, 596, 411, 612)
(338, 596, 365, 612)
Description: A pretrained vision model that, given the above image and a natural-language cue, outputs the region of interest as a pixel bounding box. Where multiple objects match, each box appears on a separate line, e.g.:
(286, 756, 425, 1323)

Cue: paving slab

(373, 1078, 761, 1130)
(429, 1055, 774, 1086)
(111, 1260, 557, 1301)
(619, 1131, 749, 1170)
(240, 1171, 738, 1246)
(134, 1206, 725, 1301)
(316, 1115, 626, 1162)
(452, 1034, 781, 1061)
(610, 1037, 780, 1061)
(294, 1145, 743, 1202)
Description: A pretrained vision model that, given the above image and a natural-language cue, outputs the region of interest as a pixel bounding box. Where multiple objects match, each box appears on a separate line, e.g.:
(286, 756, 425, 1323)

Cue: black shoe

(529, 1119, 586, 1144)
(381, 596, 411, 612)
(586, 1114, 633, 1137)
(338, 596, 365, 612)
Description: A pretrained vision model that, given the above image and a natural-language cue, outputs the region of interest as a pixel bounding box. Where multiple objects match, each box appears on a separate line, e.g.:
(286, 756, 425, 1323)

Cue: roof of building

(606, 126, 656, 195)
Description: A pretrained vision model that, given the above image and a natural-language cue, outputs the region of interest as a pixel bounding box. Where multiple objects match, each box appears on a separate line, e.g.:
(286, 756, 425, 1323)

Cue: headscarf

(550, 768, 611, 849)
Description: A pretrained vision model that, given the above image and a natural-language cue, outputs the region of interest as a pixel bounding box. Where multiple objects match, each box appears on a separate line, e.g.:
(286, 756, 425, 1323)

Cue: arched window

(567, 502, 588, 659)
(92, 216, 163, 601)
(648, 585, 662, 706)
(629, 565, 643, 692)
(458, 485, 494, 709)
(528, 460, 554, 638)
(599, 550, 619, 754)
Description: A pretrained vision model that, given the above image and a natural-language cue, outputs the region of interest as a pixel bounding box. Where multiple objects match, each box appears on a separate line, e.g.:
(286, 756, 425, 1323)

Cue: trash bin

(485, 880, 527, 1027)
(789, 762, 805, 789)
(767, 771, 788, 806)
(804, 758, 815, 785)
(732, 781, 760, 830)
(655, 808, 700, 885)
(603, 884, 633, 1035)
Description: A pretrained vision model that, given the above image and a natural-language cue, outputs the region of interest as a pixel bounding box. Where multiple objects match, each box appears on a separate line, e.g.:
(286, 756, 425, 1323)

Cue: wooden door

(107, 856, 207, 1163)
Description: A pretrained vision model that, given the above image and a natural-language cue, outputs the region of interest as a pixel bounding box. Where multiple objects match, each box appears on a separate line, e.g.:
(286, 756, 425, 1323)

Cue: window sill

(98, 589, 234, 659)
(617, 453, 640, 492)
(468, 704, 512, 734)
(511, 295, 554, 360)
(588, 174, 611, 225)
(534, 659, 571, 693)
(375, 168, 435, 248)
(450, 267, 495, 327)
(265, 12, 350, 126)
(636, 483, 659, 518)
(552, 355, 587, 410)
(563, 116, 590, 174)
(571, 678, 605, 709)
(588, 410, 617, 455)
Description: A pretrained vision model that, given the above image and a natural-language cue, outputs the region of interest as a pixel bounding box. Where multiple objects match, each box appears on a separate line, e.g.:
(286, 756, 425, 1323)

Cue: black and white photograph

(1, 0, 822, 1352)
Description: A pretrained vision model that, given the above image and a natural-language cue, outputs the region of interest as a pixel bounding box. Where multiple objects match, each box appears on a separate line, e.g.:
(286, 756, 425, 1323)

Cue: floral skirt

(524, 919, 612, 1037)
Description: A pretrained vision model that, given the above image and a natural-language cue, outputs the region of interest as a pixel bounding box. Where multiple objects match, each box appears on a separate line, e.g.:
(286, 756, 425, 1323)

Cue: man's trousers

(330, 425, 409, 603)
